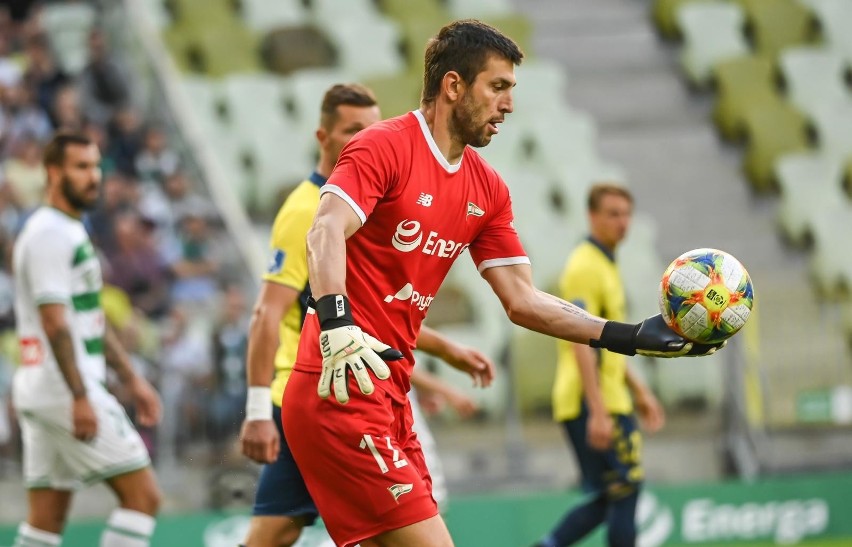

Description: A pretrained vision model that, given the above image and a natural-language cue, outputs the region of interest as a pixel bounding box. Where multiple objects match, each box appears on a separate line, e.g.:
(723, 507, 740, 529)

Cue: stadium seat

(779, 46, 851, 120)
(481, 15, 533, 57)
(774, 151, 847, 246)
(738, 0, 817, 58)
(284, 67, 356, 133)
(178, 76, 226, 131)
(244, 126, 316, 213)
(809, 207, 852, 296)
(310, 0, 382, 26)
(324, 18, 405, 79)
(219, 73, 290, 131)
(677, 1, 749, 88)
(240, 0, 307, 32)
(617, 213, 666, 322)
(363, 71, 421, 119)
(165, 0, 235, 27)
(797, 0, 852, 48)
(652, 0, 698, 40)
(810, 101, 852, 161)
(741, 100, 810, 192)
(512, 59, 570, 114)
(447, 0, 515, 18)
(138, 0, 171, 30)
(509, 325, 557, 416)
(712, 55, 780, 141)
(193, 23, 262, 77)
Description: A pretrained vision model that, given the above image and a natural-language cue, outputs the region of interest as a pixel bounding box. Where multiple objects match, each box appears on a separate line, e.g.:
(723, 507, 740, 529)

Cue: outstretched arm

(416, 326, 494, 387)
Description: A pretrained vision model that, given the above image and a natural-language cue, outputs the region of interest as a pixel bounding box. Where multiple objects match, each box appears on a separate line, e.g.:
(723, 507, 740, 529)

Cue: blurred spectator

(135, 124, 179, 185)
(104, 210, 172, 319)
(0, 30, 22, 88)
(157, 305, 211, 462)
(106, 105, 143, 175)
(207, 285, 248, 451)
(0, 82, 51, 157)
(21, 32, 69, 119)
(82, 119, 115, 173)
(1, 134, 44, 210)
(86, 171, 136, 253)
(139, 169, 214, 239)
(167, 210, 220, 307)
(51, 83, 83, 131)
(78, 28, 131, 126)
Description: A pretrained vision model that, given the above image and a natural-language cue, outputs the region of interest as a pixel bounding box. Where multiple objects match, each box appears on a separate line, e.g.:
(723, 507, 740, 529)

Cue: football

(659, 248, 754, 344)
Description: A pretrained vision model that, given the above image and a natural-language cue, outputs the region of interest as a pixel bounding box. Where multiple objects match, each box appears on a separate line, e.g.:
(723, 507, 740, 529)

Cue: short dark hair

(43, 132, 93, 168)
(320, 83, 377, 129)
(422, 19, 524, 105)
(587, 183, 634, 212)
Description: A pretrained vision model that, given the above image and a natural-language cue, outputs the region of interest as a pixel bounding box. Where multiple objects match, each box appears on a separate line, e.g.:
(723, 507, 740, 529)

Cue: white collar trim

(412, 110, 463, 174)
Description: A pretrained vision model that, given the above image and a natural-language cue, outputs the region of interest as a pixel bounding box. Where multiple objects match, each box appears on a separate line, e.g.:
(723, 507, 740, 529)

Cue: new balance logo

(416, 193, 433, 207)
(467, 202, 485, 217)
(388, 483, 414, 502)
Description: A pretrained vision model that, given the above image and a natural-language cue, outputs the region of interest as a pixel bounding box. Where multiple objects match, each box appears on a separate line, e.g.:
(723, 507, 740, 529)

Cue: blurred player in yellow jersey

(534, 184, 666, 547)
(238, 83, 493, 547)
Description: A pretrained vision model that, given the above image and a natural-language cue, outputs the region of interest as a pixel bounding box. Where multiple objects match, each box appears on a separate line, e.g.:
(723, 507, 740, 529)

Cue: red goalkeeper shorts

(281, 369, 439, 547)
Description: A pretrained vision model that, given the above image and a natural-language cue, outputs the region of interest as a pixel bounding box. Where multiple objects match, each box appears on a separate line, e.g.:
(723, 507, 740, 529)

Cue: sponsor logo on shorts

(388, 483, 414, 502)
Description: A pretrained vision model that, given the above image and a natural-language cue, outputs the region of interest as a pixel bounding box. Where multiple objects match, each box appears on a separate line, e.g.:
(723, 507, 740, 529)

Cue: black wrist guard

(313, 294, 354, 330)
(590, 321, 639, 356)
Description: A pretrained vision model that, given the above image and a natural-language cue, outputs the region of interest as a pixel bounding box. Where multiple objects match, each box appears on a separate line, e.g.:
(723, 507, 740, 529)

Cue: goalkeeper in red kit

(281, 19, 723, 547)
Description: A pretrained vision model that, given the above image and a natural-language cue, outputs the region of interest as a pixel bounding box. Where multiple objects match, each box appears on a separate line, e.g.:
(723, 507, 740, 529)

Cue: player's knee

(120, 482, 162, 516)
(605, 480, 639, 502)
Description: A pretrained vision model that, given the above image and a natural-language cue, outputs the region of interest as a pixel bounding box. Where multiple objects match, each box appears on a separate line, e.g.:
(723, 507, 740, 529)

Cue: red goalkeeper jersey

(294, 110, 529, 401)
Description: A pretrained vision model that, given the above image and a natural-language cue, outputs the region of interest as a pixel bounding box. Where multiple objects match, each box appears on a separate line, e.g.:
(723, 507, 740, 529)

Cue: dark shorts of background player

(562, 402, 643, 498)
(251, 404, 319, 523)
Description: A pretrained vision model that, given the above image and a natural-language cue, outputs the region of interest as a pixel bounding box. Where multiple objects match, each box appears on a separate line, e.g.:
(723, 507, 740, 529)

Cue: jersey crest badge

(267, 249, 286, 274)
(388, 483, 414, 502)
(467, 202, 485, 217)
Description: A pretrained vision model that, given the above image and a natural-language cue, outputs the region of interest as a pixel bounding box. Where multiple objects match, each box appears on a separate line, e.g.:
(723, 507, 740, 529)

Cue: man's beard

(61, 175, 98, 211)
(450, 93, 490, 148)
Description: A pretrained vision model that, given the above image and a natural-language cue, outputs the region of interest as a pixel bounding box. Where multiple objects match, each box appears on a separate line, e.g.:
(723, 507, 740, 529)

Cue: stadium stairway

(510, 0, 851, 471)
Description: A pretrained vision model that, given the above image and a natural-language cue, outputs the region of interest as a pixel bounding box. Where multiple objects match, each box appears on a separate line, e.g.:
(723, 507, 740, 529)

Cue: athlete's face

(589, 193, 633, 249)
(54, 143, 102, 212)
(321, 104, 382, 165)
(451, 55, 515, 148)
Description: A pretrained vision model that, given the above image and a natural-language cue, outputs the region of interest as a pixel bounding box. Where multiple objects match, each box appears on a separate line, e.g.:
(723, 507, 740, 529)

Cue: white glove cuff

(245, 386, 273, 421)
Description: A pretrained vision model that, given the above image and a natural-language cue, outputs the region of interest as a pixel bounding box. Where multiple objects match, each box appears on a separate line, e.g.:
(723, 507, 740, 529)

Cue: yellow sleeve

(261, 200, 314, 290)
(559, 255, 602, 316)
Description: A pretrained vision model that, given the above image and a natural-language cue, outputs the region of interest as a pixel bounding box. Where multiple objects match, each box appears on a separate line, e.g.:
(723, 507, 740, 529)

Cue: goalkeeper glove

(590, 314, 725, 357)
(313, 294, 403, 404)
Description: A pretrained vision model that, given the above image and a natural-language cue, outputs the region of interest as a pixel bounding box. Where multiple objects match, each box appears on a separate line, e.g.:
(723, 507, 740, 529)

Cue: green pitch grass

(668, 540, 852, 547)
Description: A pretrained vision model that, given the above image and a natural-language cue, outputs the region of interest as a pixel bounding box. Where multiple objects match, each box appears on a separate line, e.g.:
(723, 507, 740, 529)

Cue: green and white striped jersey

(12, 207, 107, 408)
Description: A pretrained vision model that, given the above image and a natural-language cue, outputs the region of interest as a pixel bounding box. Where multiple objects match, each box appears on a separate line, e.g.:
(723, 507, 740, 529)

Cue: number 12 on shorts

(360, 434, 408, 473)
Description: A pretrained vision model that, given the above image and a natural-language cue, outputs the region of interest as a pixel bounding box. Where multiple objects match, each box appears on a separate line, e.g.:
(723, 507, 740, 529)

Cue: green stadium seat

(481, 15, 533, 57)
(363, 71, 421, 119)
(738, 0, 817, 58)
(394, 15, 454, 74)
(652, 0, 698, 40)
(712, 55, 780, 141)
(194, 23, 262, 77)
(165, 0, 235, 27)
(509, 325, 557, 416)
(677, 1, 749, 87)
(741, 100, 810, 192)
(779, 46, 850, 120)
(774, 151, 847, 246)
(311, 0, 382, 26)
(379, 0, 446, 22)
(797, 0, 849, 46)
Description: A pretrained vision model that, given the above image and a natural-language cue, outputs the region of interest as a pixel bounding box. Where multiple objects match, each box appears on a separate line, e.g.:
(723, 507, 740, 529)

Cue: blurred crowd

(0, 1, 252, 471)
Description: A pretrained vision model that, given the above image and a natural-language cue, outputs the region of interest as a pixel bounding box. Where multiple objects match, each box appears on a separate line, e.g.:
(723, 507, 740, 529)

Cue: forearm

(410, 367, 445, 397)
(306, 215, 347, 298)
(104, 326, 136, 384)
(575, 344, 606, 415)
(46, 327, 87, 399)
(415, 326, 451, 361)
(508, 288, 605, 345)
(625, 365, 651, 399)
(245, 312, 279, 387)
